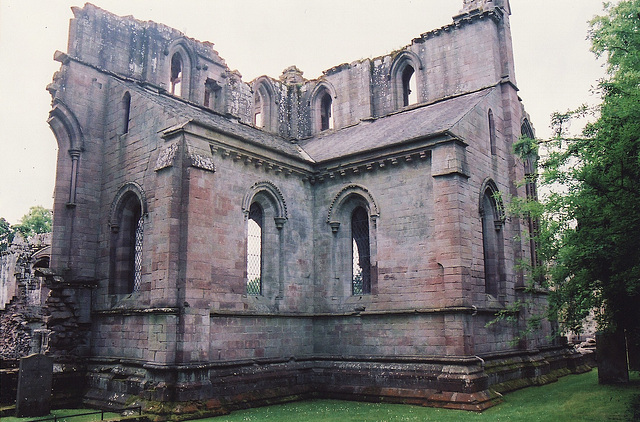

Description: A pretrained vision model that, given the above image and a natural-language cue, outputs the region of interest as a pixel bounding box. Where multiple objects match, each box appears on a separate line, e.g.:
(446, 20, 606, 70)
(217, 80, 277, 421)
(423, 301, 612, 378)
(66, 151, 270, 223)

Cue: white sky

(0, 0, 607, 224)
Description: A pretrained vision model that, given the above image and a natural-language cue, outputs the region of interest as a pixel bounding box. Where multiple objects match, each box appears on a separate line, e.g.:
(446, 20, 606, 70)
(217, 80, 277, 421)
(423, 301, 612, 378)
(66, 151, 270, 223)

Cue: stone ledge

(210, 305, 504, 318)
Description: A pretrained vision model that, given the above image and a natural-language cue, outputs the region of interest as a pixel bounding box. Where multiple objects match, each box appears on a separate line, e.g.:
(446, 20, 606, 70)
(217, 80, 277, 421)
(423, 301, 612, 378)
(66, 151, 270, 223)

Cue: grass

(199, 370, 640, 422)
(1, 408, 121, 422)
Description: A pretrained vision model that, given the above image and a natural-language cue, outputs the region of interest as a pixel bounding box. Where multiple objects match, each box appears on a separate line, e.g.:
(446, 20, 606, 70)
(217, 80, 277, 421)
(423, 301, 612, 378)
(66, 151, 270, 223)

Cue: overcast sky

(0, 0, 607, 224)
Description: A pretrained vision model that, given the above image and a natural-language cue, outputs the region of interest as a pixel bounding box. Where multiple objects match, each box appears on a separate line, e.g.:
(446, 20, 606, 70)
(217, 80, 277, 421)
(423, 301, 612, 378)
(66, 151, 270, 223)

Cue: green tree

(514, 0, 640, 380)
(13, 206, 53, 239)
(0, 217, 14, 252)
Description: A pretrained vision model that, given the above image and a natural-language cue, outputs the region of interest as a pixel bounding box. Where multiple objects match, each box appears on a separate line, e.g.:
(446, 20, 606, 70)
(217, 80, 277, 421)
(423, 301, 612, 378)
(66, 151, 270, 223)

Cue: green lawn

(1, 409, 121, 422)
(201, 370, 639, 422)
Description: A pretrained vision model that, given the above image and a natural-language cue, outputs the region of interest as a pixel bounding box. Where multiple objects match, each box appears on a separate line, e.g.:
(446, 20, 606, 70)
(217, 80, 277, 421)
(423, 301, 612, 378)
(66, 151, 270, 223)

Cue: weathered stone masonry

(44, 0, 588, 415)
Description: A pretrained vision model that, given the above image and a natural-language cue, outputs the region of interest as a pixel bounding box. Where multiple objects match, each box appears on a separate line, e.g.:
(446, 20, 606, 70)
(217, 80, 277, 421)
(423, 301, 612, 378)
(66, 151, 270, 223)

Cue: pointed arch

(521, 118, 534, 139)
(479, 178, 505, 298)
(48, 101, 85, 204)
(521, 117, 540, 273)
(166, 39, 195, 99)
(390, 51, 423, 109)
(48, 100, 84, 152)
(478, 178, 504, 221)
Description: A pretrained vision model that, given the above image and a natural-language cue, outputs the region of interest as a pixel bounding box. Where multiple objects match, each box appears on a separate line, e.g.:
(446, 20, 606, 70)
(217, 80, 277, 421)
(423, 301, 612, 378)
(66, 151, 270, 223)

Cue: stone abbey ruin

(6, 0, 592, 415)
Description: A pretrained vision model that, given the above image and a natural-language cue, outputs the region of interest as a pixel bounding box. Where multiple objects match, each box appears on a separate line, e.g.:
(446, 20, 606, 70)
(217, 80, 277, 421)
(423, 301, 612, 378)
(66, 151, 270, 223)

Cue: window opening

(204, 79, 223, 112)
(247, 203, 263, 295)
(320, 92, 333, 131)
(481, 191, 502, 296)
(170, 53, 183, 96)
(122, 91, 131, 134)
(133, 214, 143, 292)
(253, 92, 263, 128)
(33, 257, 50, 269)
(401, 65, 417, 107)
(351, 206, 371, 295)
(489, 109, 497, 155)
(110, 193, 143, 294)
(521, 119, 541, 275)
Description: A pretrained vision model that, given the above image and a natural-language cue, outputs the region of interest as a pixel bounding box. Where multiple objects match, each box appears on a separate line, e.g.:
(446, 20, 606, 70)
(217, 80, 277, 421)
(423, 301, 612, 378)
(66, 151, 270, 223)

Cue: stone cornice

(310, 135, 468, 184)
(168, 126, 466, 184)
(209, 143, 309, 180)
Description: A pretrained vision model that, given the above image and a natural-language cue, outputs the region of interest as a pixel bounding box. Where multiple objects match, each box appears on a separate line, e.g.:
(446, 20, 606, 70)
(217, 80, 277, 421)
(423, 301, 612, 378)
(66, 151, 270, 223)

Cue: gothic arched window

(247, 202, 263, 295)
(521, 118, 541, 275)
(252, 79, 277, 132)
(391, 52, 422, 110)
(481, 184, 504, 297)
(110, 191, 144, 294)
(170, 53, 183, 97)
(351, 206, 371, 295)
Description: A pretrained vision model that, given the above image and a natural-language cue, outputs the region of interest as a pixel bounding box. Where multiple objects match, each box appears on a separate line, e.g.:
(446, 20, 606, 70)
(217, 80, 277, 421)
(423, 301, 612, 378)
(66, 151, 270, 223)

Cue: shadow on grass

(198, 370, 639, 422)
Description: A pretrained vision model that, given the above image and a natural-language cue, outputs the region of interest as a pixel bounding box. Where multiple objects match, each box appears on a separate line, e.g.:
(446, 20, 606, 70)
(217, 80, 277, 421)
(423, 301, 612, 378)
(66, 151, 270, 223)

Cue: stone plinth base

(81, 347, 591, 419)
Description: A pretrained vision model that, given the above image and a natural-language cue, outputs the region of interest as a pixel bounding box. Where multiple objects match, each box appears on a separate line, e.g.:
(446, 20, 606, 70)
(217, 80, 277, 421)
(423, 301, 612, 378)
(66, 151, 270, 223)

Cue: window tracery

(351, 206, 371, 295)
(247, 203, 263, 295)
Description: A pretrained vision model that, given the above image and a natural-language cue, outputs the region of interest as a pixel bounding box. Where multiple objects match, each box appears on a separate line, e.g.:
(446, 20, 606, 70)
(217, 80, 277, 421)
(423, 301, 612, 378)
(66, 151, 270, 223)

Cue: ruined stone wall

(0, 305, 34, 359)
(45, 1, 576, 413)
(66, 4, 240, 112)
(61, 4, 514, 142)
(0, 234, 51, 359)
(0, 247, 19, 311)
(291, 7, 511, 138)
(48, 57, 108, 281)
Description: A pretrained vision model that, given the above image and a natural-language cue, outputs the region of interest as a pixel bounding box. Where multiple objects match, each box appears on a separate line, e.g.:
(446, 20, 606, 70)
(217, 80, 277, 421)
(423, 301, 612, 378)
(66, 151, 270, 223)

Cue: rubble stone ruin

(42, 0, 591, 415)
